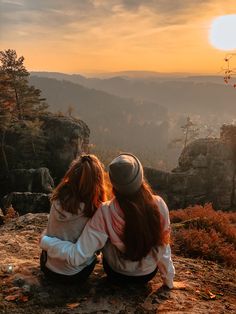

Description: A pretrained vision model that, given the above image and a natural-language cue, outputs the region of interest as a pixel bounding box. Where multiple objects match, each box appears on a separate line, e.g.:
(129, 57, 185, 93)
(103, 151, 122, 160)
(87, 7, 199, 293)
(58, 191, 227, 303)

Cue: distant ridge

(31, 70, 222, 80)
(29, 73, 236, 169)
(30, 72, 234, 116)
(29, 75, 167, 154)
(82, 71, 193, 79)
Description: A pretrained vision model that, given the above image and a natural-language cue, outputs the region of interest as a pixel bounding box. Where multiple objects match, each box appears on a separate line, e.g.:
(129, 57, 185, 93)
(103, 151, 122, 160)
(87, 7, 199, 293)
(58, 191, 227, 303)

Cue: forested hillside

(29, 76, 170, 167)
(31, 72, 235, 115)
(30, 72, 235, 169)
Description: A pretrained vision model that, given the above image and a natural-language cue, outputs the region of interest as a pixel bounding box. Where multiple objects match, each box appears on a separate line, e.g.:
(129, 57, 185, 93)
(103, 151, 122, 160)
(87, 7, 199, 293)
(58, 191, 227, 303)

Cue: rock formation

(145, 138, 236, 210)
(1, 114, 90, 180)
(0, 114, 90, 212)
(41, 114, 90, 180)
(2, 192, 50, 216)
(8, 168, 54, 194)
(1, 168, 53, 215)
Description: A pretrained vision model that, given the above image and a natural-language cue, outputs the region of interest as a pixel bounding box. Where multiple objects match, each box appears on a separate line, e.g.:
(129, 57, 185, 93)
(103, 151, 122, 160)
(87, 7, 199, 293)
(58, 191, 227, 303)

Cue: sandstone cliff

(0, 114, 90, 210)
(145, 137, 236, 210)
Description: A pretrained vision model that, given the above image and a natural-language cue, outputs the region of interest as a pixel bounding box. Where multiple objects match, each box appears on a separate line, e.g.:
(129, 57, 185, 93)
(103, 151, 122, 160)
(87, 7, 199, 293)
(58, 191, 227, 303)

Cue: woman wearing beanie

(40, 153, 175, 288)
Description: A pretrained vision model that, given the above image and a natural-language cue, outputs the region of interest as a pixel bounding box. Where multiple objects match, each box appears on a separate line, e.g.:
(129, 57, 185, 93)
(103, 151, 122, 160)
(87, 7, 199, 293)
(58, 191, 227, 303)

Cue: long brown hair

(51, 154, 106, 217)
(114, 180, 165, 261)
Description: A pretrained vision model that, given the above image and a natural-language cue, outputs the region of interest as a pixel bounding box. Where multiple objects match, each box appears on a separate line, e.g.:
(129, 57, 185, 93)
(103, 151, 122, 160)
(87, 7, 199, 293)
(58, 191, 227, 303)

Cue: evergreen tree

(0, 49, 47, 120)
(0, 72, 15, 171)
(181, 116, 199, 150)
(169, 116, 199, 150)
(18, 119, 48, 168)
(0, 49, 48, 171)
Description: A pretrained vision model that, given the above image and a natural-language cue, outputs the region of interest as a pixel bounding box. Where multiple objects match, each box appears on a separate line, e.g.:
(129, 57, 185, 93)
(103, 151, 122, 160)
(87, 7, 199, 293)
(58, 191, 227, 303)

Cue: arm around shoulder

(40, 205, 109, 267)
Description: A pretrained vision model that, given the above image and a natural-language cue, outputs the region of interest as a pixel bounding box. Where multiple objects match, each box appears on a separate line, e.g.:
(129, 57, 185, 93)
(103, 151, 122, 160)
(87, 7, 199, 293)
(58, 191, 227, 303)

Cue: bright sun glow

(209, 15, 236, 51)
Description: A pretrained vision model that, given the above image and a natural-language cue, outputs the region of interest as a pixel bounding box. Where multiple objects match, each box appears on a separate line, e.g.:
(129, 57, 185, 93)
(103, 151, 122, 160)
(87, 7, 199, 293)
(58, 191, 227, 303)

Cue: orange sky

(0, 0, 236, 74)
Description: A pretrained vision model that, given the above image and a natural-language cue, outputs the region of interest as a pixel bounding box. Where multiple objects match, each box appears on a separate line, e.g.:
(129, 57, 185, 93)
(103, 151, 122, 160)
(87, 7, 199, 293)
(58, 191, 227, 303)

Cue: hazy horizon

(30, 69, 223, 77)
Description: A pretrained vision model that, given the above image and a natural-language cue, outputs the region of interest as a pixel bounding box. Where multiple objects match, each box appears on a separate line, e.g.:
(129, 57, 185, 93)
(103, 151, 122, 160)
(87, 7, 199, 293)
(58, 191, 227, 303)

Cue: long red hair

(114, 180, 165, 261)
(51, 154, 106, 217)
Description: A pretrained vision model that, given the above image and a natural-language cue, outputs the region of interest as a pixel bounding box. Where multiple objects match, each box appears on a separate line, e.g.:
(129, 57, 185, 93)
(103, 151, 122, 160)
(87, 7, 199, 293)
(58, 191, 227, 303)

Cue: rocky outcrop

(0, 167, 53, 215)
(8, 168, 54, 194)
(1, 114, 90, 180)
(145, 138, 236, 210)
(2, 192, 50, 215)
(0, 114, 90, 207)
(41, 114, 90, 180)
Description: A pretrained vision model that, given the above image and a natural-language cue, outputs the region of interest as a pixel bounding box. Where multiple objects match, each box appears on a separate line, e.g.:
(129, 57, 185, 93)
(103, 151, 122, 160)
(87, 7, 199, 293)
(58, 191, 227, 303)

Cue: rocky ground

(0, 213, 235, 314)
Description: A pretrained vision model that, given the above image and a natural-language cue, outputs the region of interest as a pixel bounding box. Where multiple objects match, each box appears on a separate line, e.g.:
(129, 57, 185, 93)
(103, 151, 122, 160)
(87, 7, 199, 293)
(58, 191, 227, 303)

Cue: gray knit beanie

(108, 153, 143, 195)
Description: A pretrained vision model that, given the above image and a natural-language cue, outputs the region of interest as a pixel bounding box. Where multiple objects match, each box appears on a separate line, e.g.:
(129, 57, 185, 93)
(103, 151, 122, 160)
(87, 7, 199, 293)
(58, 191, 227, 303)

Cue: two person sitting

(40, 153, 175, 288)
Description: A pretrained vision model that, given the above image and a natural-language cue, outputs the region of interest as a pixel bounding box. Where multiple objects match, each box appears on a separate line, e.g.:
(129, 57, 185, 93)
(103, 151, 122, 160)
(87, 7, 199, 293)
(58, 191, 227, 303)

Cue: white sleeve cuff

(40, 235, 52, 250)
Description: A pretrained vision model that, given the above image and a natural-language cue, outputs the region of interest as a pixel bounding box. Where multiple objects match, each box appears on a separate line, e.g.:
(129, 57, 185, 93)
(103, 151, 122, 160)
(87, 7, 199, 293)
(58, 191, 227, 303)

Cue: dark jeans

(103, 258, 157, 284)
(40, 250, 96, 284)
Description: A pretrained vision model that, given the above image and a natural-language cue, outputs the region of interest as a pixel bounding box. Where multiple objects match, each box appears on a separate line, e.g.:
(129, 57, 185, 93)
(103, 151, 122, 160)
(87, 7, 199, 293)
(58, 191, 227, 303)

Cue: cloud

(0, 0, 212, 33)
(1, 0, 96, 25)
(1, 0, 24, 5)
(120, 0, 207, 11)
(1, 0, 235, 67)
(119, 0, 212, 19)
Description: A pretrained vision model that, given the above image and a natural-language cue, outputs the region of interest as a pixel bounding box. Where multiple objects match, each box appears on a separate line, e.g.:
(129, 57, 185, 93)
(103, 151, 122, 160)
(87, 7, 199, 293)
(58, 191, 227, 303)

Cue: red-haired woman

(40, 154, 106, 283)
(41, 153, 175, 287)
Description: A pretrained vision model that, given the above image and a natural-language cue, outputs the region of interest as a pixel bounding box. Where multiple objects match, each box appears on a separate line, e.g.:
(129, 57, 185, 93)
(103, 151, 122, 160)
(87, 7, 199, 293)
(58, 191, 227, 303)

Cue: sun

(209, 15, 236, 51)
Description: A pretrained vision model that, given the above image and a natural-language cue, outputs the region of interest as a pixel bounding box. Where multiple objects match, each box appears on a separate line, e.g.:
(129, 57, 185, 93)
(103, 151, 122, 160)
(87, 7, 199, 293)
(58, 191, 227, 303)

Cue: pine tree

(0, 71, 15, 171)
(169, 116, 199, 150)
(18, 119, 48, 167)
(0, 49, 47, 120)
(0, 49, 49, 171)
(181, 116, 199, 150)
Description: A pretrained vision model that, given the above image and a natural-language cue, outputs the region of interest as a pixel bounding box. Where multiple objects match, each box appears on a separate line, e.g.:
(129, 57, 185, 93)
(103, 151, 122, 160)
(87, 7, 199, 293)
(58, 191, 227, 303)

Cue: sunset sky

(0, 0, 236, 74)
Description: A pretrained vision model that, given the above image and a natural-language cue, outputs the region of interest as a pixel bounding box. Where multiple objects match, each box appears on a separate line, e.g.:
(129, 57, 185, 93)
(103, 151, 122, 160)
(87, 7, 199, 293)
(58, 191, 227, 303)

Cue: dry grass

(170, 204, 236, 267)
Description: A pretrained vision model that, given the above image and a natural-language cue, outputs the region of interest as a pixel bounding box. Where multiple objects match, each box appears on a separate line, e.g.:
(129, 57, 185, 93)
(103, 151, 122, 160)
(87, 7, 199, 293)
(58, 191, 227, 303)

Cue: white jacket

(44, 200, 95, 275)
(41, 196, 175, 287)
